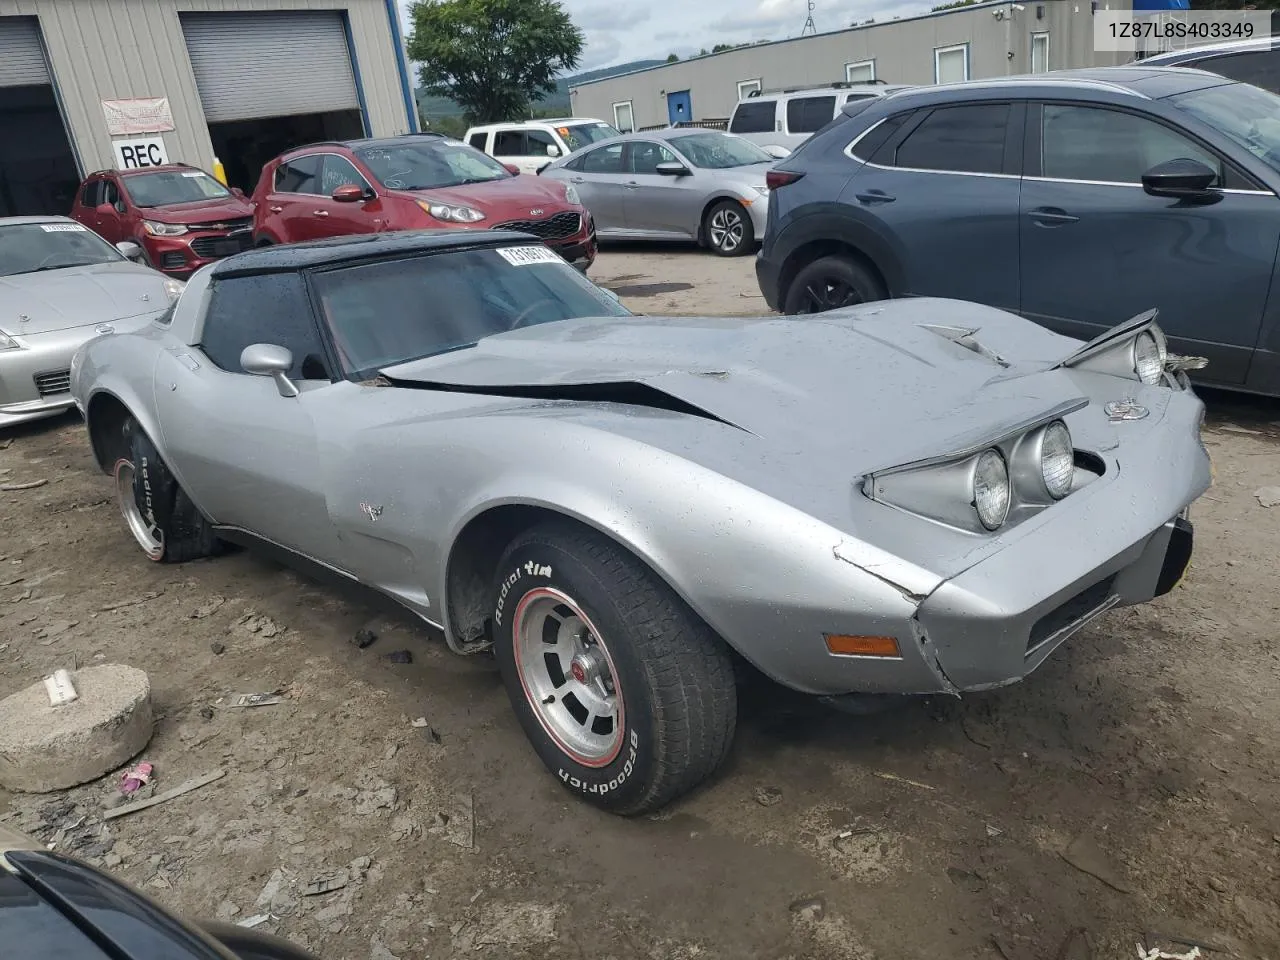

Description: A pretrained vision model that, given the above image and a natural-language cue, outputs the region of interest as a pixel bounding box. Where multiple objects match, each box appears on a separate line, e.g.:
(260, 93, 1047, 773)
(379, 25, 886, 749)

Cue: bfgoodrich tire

(782, 254, 887, 314)
(113, 416, 224, 564)
(492, 521, 737, 815)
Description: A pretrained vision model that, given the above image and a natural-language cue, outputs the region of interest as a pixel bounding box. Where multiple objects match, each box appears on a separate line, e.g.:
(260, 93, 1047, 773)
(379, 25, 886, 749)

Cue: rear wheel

(491, 520, 737, 815)
(114, 417, 224, 564)
(783, 254, 887, 314)
(703, 199, 753, 257)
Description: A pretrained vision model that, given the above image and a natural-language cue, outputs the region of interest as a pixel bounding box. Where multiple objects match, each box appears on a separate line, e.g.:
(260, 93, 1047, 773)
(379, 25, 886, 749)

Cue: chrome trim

(1023, 174, 1274, 197)
(922, 76, 1150, 100)
(843, 116, 887, 160)
(859, 159, 1020, 180)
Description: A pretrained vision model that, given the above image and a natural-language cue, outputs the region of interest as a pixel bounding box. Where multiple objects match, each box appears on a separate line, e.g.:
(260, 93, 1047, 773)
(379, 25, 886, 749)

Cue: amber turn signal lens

(824, 634, 901, 657)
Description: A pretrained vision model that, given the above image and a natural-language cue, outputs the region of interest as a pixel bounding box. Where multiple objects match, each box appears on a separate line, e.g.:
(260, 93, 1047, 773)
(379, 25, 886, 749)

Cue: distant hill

(415, 58, 665, 122)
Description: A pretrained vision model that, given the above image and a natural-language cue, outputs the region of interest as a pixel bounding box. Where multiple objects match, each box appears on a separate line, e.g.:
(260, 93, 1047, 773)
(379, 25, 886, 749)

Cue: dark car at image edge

(756, 66, 1280, 397)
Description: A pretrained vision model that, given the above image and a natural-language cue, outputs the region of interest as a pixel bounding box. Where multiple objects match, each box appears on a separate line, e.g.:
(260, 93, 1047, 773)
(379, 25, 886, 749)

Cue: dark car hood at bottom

(379, 303, 1091, 475)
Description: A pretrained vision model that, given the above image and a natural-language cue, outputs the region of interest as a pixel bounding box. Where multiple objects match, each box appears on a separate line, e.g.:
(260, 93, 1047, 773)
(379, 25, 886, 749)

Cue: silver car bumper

(0, 316, 160, 428)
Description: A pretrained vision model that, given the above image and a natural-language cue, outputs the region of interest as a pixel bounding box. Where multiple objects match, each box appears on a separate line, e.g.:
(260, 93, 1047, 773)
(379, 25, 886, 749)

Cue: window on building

(582, 142, 625, 174)
(786, 96, 838, 134)
(468, 133, 488, 151)
(737, 78, 762, 100)
(1031, 32, 1050, 74)
(934, 43, 969, 84)
(492, 131, 527, 156)
(275, 156, 323, 194)
(612, 101, 635, 133)
(845, 60, 876, 83)
(894, 103, 1009, 174)
(1040, 104, 1223, 185)
(730, 98, 777, 133)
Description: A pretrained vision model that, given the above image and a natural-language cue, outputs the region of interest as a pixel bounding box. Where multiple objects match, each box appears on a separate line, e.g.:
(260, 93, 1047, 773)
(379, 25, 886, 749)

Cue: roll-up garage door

(0, 17, 51, 87)
(181, 12, 360, 123)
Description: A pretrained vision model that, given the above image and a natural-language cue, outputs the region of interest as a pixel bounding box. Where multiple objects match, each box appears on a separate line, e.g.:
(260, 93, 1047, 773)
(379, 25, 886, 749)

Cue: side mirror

(240, 343, 298, 398)
(502, 163, 521, 175)
(655, 161, 691, 177)
(764, 145, 792, 159)
(1141, 158, 1219, 201)
(115, 241, 143, 262)
(96, 202, 116, 216)
(546, 144, 562, 157)
(332, 184, 367, 203)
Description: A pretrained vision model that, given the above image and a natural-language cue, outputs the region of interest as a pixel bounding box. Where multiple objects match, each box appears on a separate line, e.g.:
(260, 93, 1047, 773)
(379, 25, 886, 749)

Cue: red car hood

(140, 196, 254, 225)
(402, 176, 576, 220)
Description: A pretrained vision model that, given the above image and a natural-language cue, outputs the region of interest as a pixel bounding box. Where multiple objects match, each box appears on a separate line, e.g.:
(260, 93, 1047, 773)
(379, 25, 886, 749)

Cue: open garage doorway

(208, 110, 364, 193)
(182, 11, 368, 194)
(0, 18, 79, 216)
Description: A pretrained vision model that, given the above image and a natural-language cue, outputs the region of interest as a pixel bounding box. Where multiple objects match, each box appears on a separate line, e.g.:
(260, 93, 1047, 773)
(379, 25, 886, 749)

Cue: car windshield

(0, 222, 122, 276)
(355, 140, 511, 190)
(668, 131, 774, 168)
(1169, 81, 1280, 170)
(123, 169, 230, 207)
(311, 245, 633, 379)
(559, 122, 620, 151)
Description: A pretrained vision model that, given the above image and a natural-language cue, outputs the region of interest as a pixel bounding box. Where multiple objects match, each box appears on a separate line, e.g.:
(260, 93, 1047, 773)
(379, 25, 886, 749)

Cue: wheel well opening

(778, 240, 886, 308)
(86, 393, 132, 474)
(696, 196, 743, 244)
(445, 505, 573, 649)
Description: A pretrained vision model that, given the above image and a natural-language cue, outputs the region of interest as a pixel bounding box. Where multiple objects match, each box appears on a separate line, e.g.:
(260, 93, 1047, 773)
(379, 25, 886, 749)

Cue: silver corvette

(69, 230, 1209, 814)
(0, 216, 183, 428)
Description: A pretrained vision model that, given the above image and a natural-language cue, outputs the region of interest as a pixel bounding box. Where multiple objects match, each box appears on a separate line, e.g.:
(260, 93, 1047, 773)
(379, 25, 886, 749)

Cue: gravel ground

(1, 244, 1278, 960)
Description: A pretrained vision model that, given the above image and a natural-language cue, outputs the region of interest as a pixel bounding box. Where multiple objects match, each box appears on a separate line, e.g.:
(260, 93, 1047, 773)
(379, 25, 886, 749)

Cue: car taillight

(766, 170, 804, 189)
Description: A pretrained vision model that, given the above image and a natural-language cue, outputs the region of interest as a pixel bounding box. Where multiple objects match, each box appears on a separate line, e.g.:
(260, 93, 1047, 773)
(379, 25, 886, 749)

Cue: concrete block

(0, 664, 153, 793)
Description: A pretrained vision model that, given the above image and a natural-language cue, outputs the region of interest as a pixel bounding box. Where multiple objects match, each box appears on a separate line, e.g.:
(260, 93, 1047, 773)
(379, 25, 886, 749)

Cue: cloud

(576, 31, 625, 70)
(572, 5, 652, 31)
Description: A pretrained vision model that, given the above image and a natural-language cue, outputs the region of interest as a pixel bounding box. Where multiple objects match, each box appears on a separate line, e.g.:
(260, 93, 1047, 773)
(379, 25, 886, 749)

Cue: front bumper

(0, 315, 162, 428)
(143, 228, 253, 276)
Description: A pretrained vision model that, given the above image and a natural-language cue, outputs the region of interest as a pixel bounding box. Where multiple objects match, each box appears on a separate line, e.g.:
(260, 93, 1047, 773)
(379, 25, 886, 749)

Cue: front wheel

(782, 254, 887, 314)
(114, 417, 225, 563)
(492, 521, 737, 815)
(703, 199, 754, 257)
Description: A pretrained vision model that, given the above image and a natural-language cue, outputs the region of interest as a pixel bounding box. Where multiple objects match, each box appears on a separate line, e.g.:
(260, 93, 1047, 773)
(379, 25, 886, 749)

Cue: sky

(397, 0, 940, 76)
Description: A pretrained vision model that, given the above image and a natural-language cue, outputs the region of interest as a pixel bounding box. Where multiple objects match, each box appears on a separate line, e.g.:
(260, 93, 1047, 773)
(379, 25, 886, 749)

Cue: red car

(70, 164, 255, 278)
(250, 134, 596, 270)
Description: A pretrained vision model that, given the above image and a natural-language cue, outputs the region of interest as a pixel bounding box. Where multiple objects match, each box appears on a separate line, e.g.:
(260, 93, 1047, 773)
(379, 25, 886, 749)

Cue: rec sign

(112, 136, 169, 170)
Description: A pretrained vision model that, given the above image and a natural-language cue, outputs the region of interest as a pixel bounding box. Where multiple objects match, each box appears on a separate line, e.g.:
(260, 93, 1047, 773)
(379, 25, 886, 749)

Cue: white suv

(465, 118, 621, 174)
(728, 82, 913, 152)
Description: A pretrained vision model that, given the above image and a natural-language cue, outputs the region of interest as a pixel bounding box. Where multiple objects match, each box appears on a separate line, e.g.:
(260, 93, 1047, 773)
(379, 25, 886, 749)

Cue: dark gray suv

(756, 67, 1280, 396)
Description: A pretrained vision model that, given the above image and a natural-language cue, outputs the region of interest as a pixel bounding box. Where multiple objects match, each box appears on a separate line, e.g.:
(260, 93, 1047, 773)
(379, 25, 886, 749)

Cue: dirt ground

(2, 244, 1279, 960)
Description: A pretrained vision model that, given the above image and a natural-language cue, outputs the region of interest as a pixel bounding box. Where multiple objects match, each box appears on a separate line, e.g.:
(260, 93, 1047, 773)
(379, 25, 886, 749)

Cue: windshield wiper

(9, 261, 97, 275)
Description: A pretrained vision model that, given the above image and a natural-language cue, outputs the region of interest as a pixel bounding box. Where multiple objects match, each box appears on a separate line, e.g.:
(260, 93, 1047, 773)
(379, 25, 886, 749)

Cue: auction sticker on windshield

(40, 223, 88, 232)
(496, 246, 562, 266)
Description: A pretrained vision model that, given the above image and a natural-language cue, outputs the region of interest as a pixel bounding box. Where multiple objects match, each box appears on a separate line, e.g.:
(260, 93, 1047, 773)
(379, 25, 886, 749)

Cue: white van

(464, 118, 621, 174)
(727, 82, 913, 152)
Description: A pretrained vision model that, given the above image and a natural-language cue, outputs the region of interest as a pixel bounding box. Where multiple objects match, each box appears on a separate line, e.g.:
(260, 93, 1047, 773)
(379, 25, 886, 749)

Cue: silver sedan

(0, 217, 181, 428)
(540, 129, 777, 257)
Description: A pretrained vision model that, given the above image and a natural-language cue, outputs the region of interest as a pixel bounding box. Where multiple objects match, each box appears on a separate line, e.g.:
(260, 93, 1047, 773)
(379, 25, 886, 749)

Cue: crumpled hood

(0, 262, 171, 335)
(380, 299, 1091, 476)
(139, 195, 253, 225)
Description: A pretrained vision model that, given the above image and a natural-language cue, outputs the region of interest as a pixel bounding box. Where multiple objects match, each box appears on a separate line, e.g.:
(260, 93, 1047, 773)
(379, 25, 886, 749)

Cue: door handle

(269, 205, 283, 213)
(313, 210, 329, 217)
(625, 181, 639, 189)
(569, 177, 585, 184)
(855, 190, 895, 205)
(1028, 207, 1079, 225)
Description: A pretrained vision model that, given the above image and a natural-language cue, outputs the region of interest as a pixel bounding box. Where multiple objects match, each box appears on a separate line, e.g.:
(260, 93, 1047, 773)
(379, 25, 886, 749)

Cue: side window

(274, 156, 323, 194)
(320, 155, 371, 195)
(102, 180, 121, 209)
(468, 132, 488, 151)
(893, 103, 1010, 174)
(562, 153, 586, 172)
(526, 129, 559, 157)
(1198, 51, 1280, 95)
(852, 112, 912, 162)
(492, 131, 528, 156)
(628, 141, 678, 174)
(582, 143, 625, 174)
(786, 95, 838, 134)
(80, 180, 101, 208)
(730, 99, 776, 134)
(1041, 104, 1222, 184)
(199, 273, 331, 381)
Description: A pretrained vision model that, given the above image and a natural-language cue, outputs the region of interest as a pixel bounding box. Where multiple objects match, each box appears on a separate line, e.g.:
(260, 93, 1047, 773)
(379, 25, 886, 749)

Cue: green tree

(408, 0, 583, 124)
(931, 0, 977, 9)
(666, 52, 679, 62)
